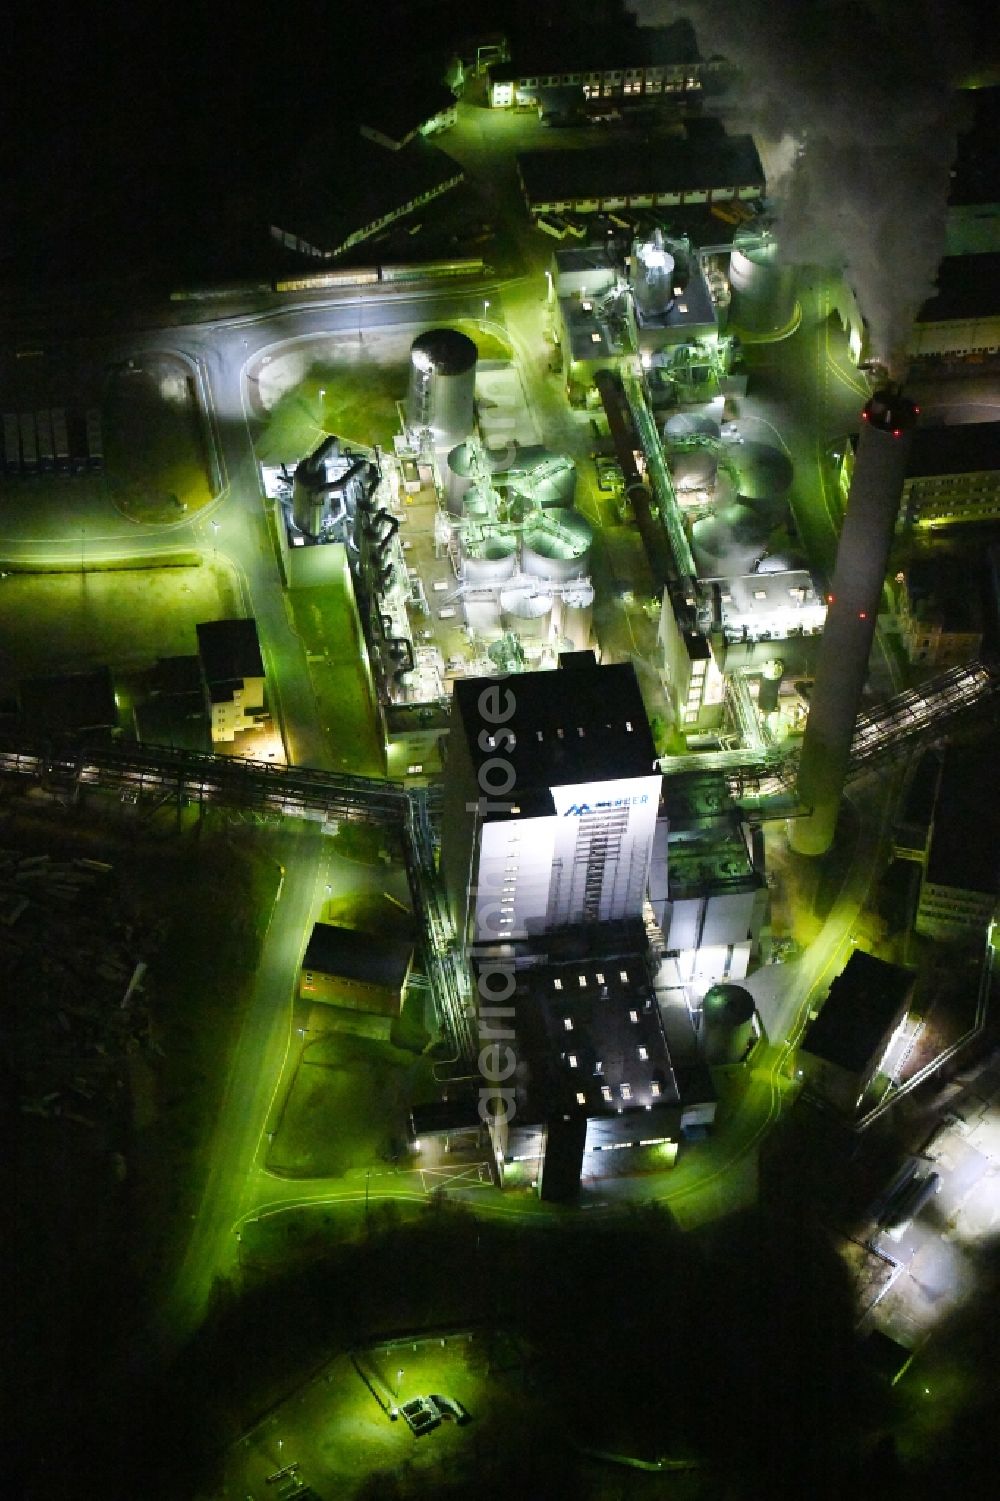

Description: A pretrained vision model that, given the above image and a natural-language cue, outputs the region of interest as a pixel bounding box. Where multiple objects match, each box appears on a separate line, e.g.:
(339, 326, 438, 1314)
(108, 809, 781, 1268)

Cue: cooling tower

(791, 391, 918, 855)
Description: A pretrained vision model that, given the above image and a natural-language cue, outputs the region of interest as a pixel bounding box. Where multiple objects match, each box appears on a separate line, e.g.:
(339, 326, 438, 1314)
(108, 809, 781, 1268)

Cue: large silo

(631, 231, 677, 323)
(462, 529, 518, 586)
(406, 328, 478, 447)
(701, 983, 756, 1065)
(692, 502, 768, 579)
(668, 446, 718, 495)
(791, 391, 919, 855)
(521, 510, 592, 581)
(500, 587, 554, 641)
(727, 237, 797, 337)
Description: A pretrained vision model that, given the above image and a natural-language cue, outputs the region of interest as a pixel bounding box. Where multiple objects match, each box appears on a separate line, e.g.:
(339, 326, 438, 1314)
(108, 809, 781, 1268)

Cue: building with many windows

(516, 125, 764, 219)
(915, 744, 1000, 943)
(488, 20, 714, 109)
(901, 422, 1000, 528)
(894, 557, 984, 669)
(196, 618, 268, 745)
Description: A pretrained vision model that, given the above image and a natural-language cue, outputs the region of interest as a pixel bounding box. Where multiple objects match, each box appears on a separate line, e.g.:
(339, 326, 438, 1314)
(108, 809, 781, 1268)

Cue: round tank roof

(692, 502, 767, 577)
(500, 587, 553, 618)
(524, 510, 593, 558)
(733, 441, 793, 502)
(702, 983, 755, 1023)
(410, 327, 478, 375)
(664, 412, 721, 441)
(669, 447, 718, 492)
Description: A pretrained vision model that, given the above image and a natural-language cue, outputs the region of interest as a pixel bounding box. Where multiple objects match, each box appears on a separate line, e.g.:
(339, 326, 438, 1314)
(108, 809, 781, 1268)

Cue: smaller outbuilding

(300, 922, 414, 1034)
(796, 952, 914, 1115)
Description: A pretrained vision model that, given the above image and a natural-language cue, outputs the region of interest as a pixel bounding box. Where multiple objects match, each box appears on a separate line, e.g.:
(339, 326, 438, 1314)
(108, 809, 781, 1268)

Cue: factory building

(792, 391, 919, 856)
(440, 661, 662, 948)
(893, 557, 984, 670)
(196, 618, 268, 746)
(914, 743, 1000, 944)
(907, 253, 1000, 369)
(516, 125, 764, 219)
(487, 19, 710, 109)
(300, 922, 414, 1036)
(902, 422, 1000, 529)
(796, 951, 915, 1116)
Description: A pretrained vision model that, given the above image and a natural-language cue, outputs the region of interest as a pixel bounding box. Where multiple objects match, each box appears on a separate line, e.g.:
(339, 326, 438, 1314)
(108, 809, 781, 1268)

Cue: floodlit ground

(267, 1031, 433, 1179)
(251, 332, 414, 458)
(287, 575, 383, 776)
(104, 355, 214, 522)
(226, 1334, 520, 1500)
(0, 561, 236, 695)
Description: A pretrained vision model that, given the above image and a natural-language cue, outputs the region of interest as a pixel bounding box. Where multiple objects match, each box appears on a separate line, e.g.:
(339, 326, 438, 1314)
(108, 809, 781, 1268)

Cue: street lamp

(484, 299, 490, 315)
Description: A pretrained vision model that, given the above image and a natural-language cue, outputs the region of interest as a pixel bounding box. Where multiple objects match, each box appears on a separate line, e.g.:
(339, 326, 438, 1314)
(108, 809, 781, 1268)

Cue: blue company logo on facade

(564, 794, 649, 817)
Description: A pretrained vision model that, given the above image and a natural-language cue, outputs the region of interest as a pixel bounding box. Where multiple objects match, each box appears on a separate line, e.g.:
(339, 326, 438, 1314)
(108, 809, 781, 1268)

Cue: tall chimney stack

(790, 390, 918, 856)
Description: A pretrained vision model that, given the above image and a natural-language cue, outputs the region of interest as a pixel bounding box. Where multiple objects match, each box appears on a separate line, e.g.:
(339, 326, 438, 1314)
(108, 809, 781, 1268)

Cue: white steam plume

(630, 1, 974, 368)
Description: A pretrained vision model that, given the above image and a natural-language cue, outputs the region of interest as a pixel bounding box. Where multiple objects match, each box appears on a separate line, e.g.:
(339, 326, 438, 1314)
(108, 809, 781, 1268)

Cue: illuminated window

(601, 1085, 613, 1103)
(596, 972, 605, 985)
(638, 1046, 648, 1060)
(650, 1080, 661, 1096)
(621, 1083, 633, 1100)
(629, 1009, 639, 1023)
(591, 332, 602, 344)
(563, 1016, 574, 1031)
(553, 978, 563, 990)
(595, 1060, 604, 1075)
(576, 1091, 586, 1105)
(568, 1053, 578, 1069)
(753, 589, 767, 601)
(579, 974, 587, 988)
(619, 969, 629, 982)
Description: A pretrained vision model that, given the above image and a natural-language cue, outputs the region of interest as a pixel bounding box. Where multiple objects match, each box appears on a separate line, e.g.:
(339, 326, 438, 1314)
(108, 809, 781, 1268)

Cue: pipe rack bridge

(0, 734, 408, 823)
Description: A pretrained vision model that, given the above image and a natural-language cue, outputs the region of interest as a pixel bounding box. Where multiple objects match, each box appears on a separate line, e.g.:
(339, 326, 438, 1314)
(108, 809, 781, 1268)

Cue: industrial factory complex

(4, 7, 1000, 1495)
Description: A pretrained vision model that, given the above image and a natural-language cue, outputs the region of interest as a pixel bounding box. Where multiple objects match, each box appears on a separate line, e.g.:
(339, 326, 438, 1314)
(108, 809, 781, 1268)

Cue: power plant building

(196, 618, 268, 746)
(792, 392, 918, 856)
(488, 20, 710, 109)
(441, 662, 662, 948)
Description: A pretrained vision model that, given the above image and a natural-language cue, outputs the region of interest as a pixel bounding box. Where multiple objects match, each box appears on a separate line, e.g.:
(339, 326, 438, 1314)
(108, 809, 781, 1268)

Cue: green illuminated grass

(0, 562, 235, 697)
(104, 359, 214, 523)
(288, 578, 383, 776)
(268, 1032, 433, 1178)
(256, 353, 410, 458)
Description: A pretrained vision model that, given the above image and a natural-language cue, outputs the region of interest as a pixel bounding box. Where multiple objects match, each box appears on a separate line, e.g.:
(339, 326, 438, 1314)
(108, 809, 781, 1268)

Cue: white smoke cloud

(629, 1, 974, 366)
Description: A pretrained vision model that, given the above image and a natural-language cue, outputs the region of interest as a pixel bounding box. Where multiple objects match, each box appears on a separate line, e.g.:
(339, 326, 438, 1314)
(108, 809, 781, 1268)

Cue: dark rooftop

(907, 421, 1000, 478)
(917, 253, 1000, 323)
(303, 922, 414, 991)
(802, 952, 914, 1076)
(515, 952, 680, 1116)
(905, 556, 984, 633)
(271, 133, 464, 257)
(926, 742, 1000, 895)
(196, 618, 264, 689)
(17, 668, 118, 737)
(452, 661, 658, 791)
(360, 80, 456, 149)
(492, 19, 701, 80)
(518, 130, 764, 204)
(949, 87, 1000, 207)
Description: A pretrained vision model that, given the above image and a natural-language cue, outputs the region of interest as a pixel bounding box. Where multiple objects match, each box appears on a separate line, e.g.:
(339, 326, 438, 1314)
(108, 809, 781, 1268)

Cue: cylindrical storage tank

(668, 446, 718, 494)
(701, 983, 756, 1065)
(462, 530, 518, 585)
(462, 483, 496, 522)
(631, 234, 676, 321)
(521, 509, 592, 581)
(446, 442, 500, 515)
(664, 411, 721, 442)
(500, 587, 553, 641)
(758, 658, 784, 714)
(728, 238, 797, 337)
(406, 328, 478, 447)
(732, 440, 793, 505)
(560, 582, 594, 650)
(692, 502, 767, 578)
(527, 457, 577, 509)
